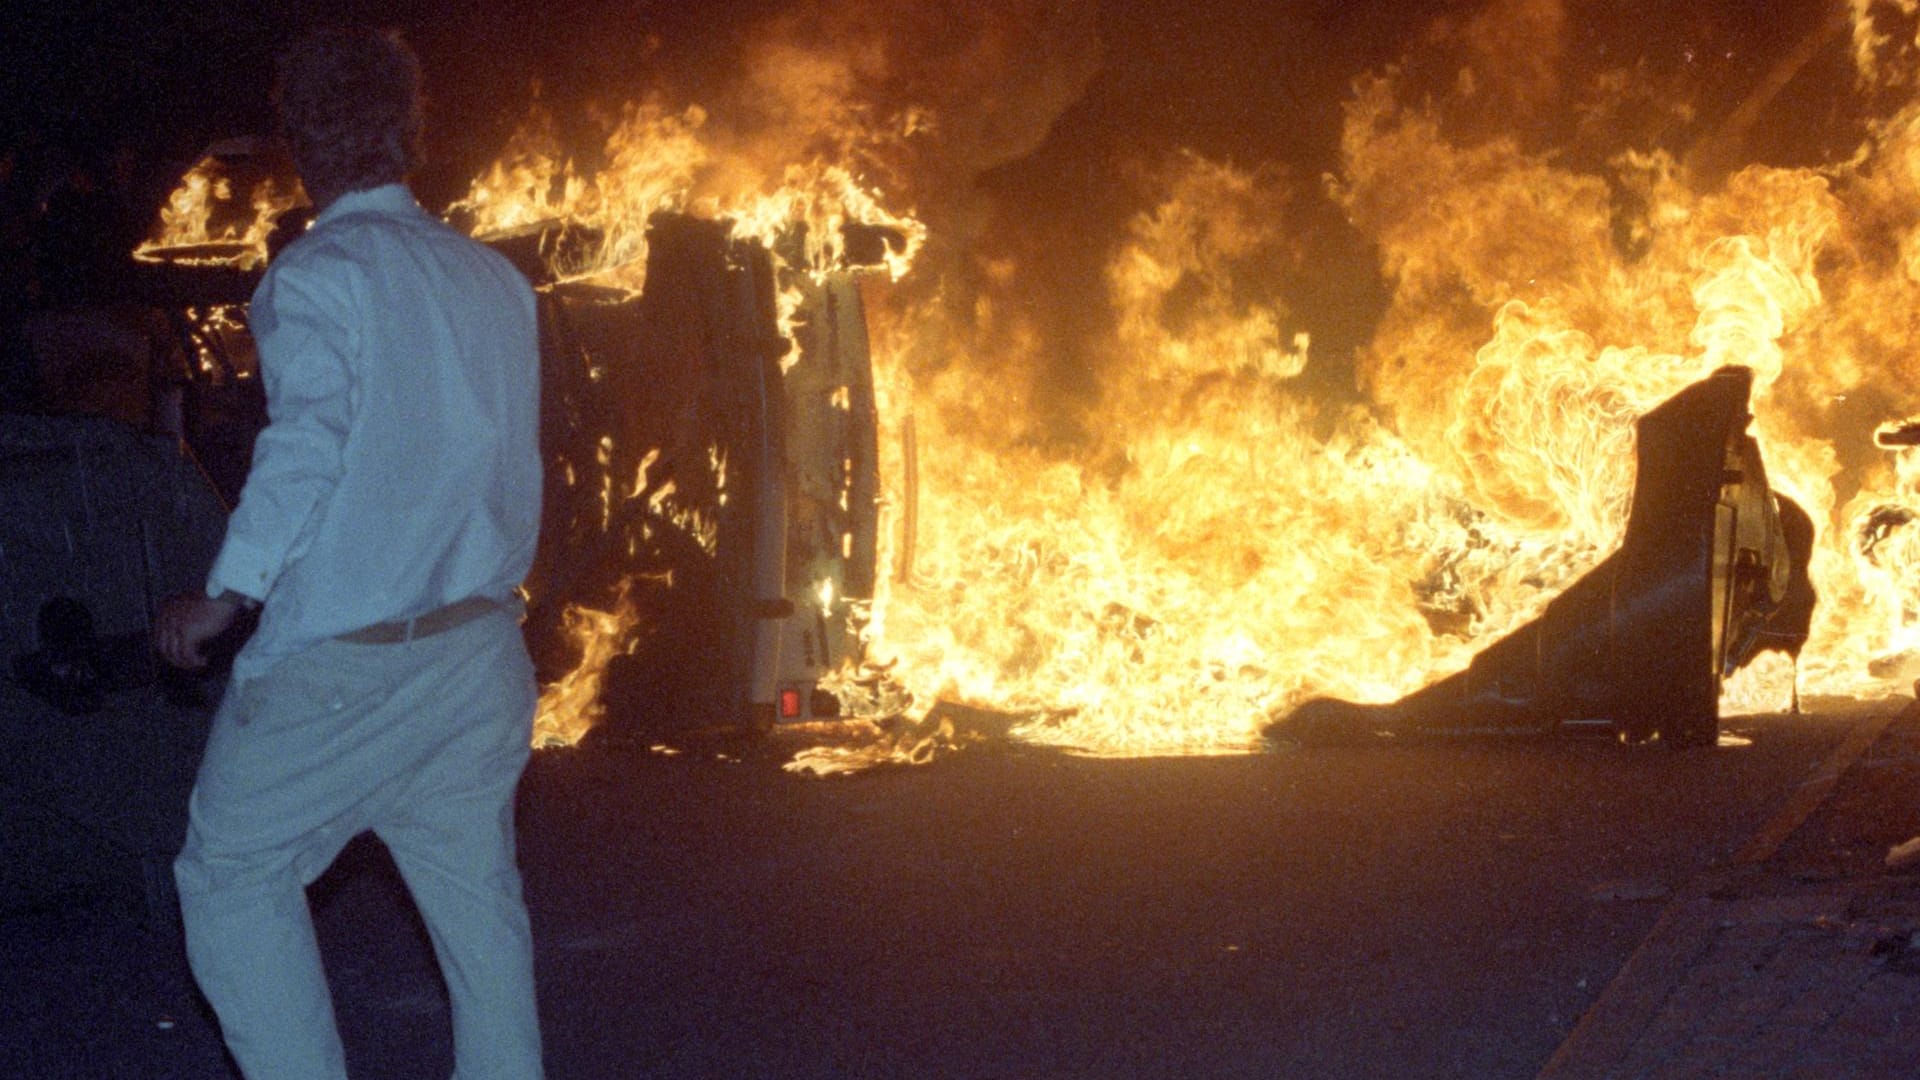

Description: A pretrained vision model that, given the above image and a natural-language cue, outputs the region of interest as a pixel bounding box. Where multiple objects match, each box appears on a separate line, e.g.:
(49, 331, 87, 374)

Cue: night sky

(0, 1, 1866, 193)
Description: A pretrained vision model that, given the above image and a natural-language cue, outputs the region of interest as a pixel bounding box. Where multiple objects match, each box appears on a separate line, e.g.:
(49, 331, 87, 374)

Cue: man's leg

(174, 658, 388, 1080)
(375, 611, 543, 1080)
(175, 855, 346, 1080)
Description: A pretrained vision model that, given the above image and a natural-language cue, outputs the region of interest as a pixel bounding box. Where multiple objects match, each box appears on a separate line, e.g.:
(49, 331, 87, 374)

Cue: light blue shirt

(208, 184, 541, 678)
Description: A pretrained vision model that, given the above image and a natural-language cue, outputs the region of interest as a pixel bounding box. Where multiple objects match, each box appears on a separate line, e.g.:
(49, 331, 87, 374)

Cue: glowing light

(532, 581, 640, 749)
(134, 156, 303, 269)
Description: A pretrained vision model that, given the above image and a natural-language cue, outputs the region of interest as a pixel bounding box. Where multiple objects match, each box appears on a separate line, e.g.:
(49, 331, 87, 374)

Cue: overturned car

(122, 146, 899, 744)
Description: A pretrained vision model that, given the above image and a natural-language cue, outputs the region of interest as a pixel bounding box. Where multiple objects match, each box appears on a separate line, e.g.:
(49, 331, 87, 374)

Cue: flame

(450, 98, 712, 287)
(180, 305, 257, 382)
(134, 155, 304, 270)
(532, 580, 641, 749)
(145, 3, 1920, 765)
(448, 95, 924, 294)
(837, 4, 1920, 765)
(469, 71, 927, 744)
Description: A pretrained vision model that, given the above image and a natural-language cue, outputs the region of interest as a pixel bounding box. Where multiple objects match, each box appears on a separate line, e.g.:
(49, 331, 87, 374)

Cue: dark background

(0, 2, 1865, 179)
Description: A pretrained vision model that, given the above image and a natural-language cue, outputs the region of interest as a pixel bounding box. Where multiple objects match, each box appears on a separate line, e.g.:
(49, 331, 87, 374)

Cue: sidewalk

(1539, 702, 1920, 1080)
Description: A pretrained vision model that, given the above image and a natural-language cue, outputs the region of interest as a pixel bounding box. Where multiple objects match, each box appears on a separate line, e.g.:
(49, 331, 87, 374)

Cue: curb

(1535, 703, 1910, 1080)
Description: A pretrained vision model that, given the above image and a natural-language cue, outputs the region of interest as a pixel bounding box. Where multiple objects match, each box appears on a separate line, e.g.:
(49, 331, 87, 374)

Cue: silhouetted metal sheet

(1272, 365, 1813, 748)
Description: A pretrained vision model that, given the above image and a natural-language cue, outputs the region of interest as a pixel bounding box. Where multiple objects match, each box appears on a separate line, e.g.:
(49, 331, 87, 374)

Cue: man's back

(214, 183, 541, 676)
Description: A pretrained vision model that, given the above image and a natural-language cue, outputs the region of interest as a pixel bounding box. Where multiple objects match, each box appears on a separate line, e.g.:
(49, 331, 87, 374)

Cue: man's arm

(204, 253, 360, 600)
(156, 252, 358, 671)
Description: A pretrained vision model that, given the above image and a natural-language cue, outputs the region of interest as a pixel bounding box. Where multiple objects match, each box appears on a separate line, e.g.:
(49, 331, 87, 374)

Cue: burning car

(130, 147, 907, 746)
(505, 212, 901, 743)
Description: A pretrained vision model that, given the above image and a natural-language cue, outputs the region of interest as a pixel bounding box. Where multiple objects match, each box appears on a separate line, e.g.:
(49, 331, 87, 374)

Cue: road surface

(1, 704, 1878, 1079)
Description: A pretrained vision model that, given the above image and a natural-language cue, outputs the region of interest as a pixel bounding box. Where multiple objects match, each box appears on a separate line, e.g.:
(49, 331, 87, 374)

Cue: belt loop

(402, 616, 417, 644)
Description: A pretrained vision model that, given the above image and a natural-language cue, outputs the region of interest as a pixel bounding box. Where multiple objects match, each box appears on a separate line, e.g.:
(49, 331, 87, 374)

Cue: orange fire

(823, 2, 1920, 764)
(532, 578, 641, 749)
(141, 4, 1920, 767)
(135, 154, 304, 270)
(448, 95, 923, 297)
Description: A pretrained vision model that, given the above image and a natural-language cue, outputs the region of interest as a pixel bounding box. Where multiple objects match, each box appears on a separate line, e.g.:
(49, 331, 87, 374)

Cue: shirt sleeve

(206, 253, 361, 601)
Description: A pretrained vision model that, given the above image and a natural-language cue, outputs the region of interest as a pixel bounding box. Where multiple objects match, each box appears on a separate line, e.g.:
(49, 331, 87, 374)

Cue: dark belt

(337, 596, 500, 644)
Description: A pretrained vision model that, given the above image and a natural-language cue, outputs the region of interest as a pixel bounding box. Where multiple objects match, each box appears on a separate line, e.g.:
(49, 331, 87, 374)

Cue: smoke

(702, 0, 1110, 441)
(729, 0, 1102, 189)
(433, 0, 1885, 452)
(1852, 0, 1920, 92)
(498, 0, 1107, 243)
(1420, 0, 1572, 121)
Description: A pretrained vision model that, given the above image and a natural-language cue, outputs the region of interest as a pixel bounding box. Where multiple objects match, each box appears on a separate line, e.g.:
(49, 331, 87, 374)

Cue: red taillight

(779, 688, 803, 719)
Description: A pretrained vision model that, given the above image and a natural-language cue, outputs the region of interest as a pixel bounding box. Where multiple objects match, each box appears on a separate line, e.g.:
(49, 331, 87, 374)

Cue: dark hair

(274, 27, 424, 206)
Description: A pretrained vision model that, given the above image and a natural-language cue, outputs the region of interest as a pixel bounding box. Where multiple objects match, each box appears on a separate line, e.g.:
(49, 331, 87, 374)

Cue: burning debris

(506, 208, 906, 745)
(131, 140, 305, 271)
(1269, 365, 1813, 747)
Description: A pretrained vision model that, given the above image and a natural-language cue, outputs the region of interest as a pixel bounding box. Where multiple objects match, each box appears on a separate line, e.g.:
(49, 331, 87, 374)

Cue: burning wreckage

(131, 155, 901, 745)
(144, 199, 1813, 754)
(122, 141, 1823, 757)
(1270, 365, 1815, 749)
(501, 213, 900, 740)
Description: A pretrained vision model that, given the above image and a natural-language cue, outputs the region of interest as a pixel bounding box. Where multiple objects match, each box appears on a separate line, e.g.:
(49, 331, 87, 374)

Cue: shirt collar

(314, 183, 423, 226)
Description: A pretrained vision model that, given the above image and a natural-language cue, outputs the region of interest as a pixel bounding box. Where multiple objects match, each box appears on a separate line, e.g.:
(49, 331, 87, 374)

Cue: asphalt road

(2, 705, 1873, 1079)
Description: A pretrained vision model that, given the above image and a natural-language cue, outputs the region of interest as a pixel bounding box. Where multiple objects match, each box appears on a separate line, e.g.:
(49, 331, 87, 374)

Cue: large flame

(527, 1, 1920, 761)
(139, 2, 1920, 764)
(846, 1, 1920, 762)
(447, 93, 924, 293)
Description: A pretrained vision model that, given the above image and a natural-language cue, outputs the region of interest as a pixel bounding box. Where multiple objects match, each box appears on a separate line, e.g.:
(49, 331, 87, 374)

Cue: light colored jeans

(175, 607, 543, 1080)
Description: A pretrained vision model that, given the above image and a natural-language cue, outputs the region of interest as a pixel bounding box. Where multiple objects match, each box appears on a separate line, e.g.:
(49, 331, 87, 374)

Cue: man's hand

(155, 593, 246, 670)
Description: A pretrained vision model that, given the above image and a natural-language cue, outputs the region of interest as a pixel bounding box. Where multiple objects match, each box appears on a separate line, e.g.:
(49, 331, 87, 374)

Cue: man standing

(155, 26, 545, 1079)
